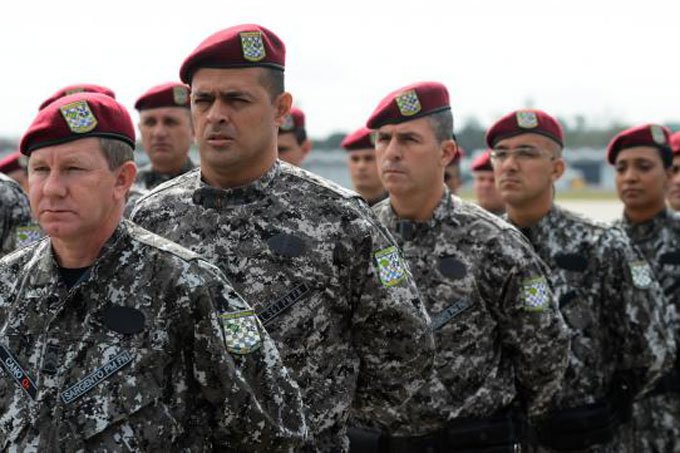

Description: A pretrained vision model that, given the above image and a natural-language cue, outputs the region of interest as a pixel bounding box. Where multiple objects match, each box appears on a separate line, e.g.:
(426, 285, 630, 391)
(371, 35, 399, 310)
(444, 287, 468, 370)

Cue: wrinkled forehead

(139, 106, 191, 121)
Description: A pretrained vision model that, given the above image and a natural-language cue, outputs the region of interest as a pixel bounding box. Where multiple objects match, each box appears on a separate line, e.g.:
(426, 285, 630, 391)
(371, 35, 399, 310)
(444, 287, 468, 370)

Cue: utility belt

(349, 410, 523, 453)
(649, 368, 680, 397)
(535, 401, 619, 451)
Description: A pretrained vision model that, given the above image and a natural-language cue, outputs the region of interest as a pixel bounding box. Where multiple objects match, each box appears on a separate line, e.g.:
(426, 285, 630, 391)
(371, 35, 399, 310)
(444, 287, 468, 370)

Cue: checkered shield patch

(375, 246, 406, 287)
(240, 31, 266, 62)
(221, 310, 262, 355)
(629, 261, 652, 289)
(15, 226, 43, 248)
(522, 276, 550, 312)
(395, 90, 422, 117)
(59, 100, 98, 133)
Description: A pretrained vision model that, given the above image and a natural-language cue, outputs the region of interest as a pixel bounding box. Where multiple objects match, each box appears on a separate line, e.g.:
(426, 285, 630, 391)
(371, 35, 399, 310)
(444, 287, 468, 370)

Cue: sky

(2, 0, 679, 141)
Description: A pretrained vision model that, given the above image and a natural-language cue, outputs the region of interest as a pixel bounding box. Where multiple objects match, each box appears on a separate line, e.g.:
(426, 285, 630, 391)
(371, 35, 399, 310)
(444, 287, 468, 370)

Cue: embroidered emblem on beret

(240, 31, 266, 62)
(395, 90, 422, 117)
(173, 86, 188, 105)
(516, 111, 538, 129)
(651, 125, 667, 145)
(59, 100, 98, 133)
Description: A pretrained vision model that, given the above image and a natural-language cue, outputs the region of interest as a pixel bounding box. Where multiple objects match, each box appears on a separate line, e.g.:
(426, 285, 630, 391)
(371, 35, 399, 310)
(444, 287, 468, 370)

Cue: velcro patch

(0, 344, 38, 400)
(522, 276, 550, 312)
(629, 260, 652, 289)
(61, 351, 133, 404)
(221, 310, 262, 355)
(59, 100, 98, 133)
(374, 246, 406, 287)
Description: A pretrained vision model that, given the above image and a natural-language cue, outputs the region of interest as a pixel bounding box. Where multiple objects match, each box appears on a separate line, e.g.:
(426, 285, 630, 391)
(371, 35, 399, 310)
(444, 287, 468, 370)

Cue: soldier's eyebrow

(396, 131, 423, 141)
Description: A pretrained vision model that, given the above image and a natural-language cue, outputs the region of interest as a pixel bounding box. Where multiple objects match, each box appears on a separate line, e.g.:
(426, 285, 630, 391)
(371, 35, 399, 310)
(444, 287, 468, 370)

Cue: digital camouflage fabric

(614, 209, 680, 452)
(0, 220, 307, 451)
(0, 173, 37, 257)
(131, 160, 435, 452)
(371, 190, 569, 436)
(508, 205, 672, 450)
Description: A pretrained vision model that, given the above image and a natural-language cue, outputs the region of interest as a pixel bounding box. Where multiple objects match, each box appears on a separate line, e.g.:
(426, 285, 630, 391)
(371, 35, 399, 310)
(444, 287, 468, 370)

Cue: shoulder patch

(522, 276, 550, 312)
(629, 260, 652, 289)
(374, 246, 407, 287)
(221, 310, 262, 355)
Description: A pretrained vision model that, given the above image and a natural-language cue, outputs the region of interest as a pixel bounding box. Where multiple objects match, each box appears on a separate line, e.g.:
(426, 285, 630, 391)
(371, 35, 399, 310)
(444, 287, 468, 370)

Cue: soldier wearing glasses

(488, 109, 673, 451)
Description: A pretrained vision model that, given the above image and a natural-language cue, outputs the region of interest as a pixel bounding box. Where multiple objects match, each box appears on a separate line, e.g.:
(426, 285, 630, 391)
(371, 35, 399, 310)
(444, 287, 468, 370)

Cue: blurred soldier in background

(278, 107, 312, 166)
(341, 126, 387, 206)
(470, 149, 504, 215)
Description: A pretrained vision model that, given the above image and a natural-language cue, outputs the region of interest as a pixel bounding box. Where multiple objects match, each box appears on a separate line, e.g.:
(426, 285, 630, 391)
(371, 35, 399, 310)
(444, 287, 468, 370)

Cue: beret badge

(395, 90, 422, 117)
(516, 111, 538, 129)
(59, 100, 98, 134)
(240, 31, 266, 62)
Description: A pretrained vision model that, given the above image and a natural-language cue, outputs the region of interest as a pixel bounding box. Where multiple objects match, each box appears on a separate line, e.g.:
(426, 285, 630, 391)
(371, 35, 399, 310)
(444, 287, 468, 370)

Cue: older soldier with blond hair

(0, 92, 307, 450)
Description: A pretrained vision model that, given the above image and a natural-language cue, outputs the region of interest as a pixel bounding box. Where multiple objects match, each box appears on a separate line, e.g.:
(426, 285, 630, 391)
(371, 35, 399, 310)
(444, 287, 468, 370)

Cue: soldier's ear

(440, 140, 457, 167)
(274, 92, 293, 126)
(550, 158, 566, 183)
(113, 161, 137, 202)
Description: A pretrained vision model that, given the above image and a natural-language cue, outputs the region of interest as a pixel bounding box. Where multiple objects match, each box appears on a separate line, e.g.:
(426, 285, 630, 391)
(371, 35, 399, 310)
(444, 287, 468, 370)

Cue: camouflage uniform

(614, 209, 680, 452)
(135, 158, 195, 190)
(0, 173, 36, 257)
(131, 160, 435, 452)
(508, 204, 671, 451)
(370, 190, 569, 437)
(0, 220, 307, 451)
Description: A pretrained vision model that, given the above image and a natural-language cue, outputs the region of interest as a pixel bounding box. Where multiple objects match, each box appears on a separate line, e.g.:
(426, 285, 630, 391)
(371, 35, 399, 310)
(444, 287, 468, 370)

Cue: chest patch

(102, 306, 146, 335)
(554, 253, 588, 272)
(438, 256, 467, 279)
(267, 233, 307, 257)
(660, 251, 680, 265)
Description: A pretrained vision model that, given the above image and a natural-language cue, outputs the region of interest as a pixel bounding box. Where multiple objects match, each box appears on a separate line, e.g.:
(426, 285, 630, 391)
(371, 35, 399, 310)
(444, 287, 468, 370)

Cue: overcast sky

(2, 0, 678, 141)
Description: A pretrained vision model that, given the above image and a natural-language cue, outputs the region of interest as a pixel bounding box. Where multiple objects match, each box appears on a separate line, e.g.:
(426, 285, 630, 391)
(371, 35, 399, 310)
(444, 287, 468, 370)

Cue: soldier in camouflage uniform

(489, 110, 672, 451)
(134, 82, 196, 191)
(0, 91, 307, 451)
(353, 82, 569, 453)
(0, 172, 38, 257)
(608, 124, 680, 452)
(130, 24, 435, 452)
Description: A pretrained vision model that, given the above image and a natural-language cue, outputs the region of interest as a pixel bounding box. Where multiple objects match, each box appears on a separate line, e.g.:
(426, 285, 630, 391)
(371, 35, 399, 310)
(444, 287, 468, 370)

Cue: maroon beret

(670, 131, 680, 156)
(39, 83, 116, 111)
(20, 92, 135, 155)
(471, 150, 493, 172)
(180, 24, 285, 84)
(135, 82, 190, 111)
(280, 107, 305, 133)
(448, 146, 466, 165)
(606, 124, 672, 165)
(341, 127, 373, 151)
(486, 109, 564, 148)
(366, 81, 451, 129)
(0, 152, 25, 174)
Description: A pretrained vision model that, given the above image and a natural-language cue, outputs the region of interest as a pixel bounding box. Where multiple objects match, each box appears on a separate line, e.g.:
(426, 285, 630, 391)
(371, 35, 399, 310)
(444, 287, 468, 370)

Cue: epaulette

(126, 221, 200, 262)
(280, 161, 362, 200)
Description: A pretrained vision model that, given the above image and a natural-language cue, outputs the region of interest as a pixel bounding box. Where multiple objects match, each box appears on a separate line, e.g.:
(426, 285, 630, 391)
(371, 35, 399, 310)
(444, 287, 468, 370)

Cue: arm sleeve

(190, 260, 308, 452)
(348, 212, 436, 430)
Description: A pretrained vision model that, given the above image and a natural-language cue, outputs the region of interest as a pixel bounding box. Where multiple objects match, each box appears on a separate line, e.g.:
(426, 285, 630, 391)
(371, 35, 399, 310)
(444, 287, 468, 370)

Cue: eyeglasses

(490, 147, 555, 163)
